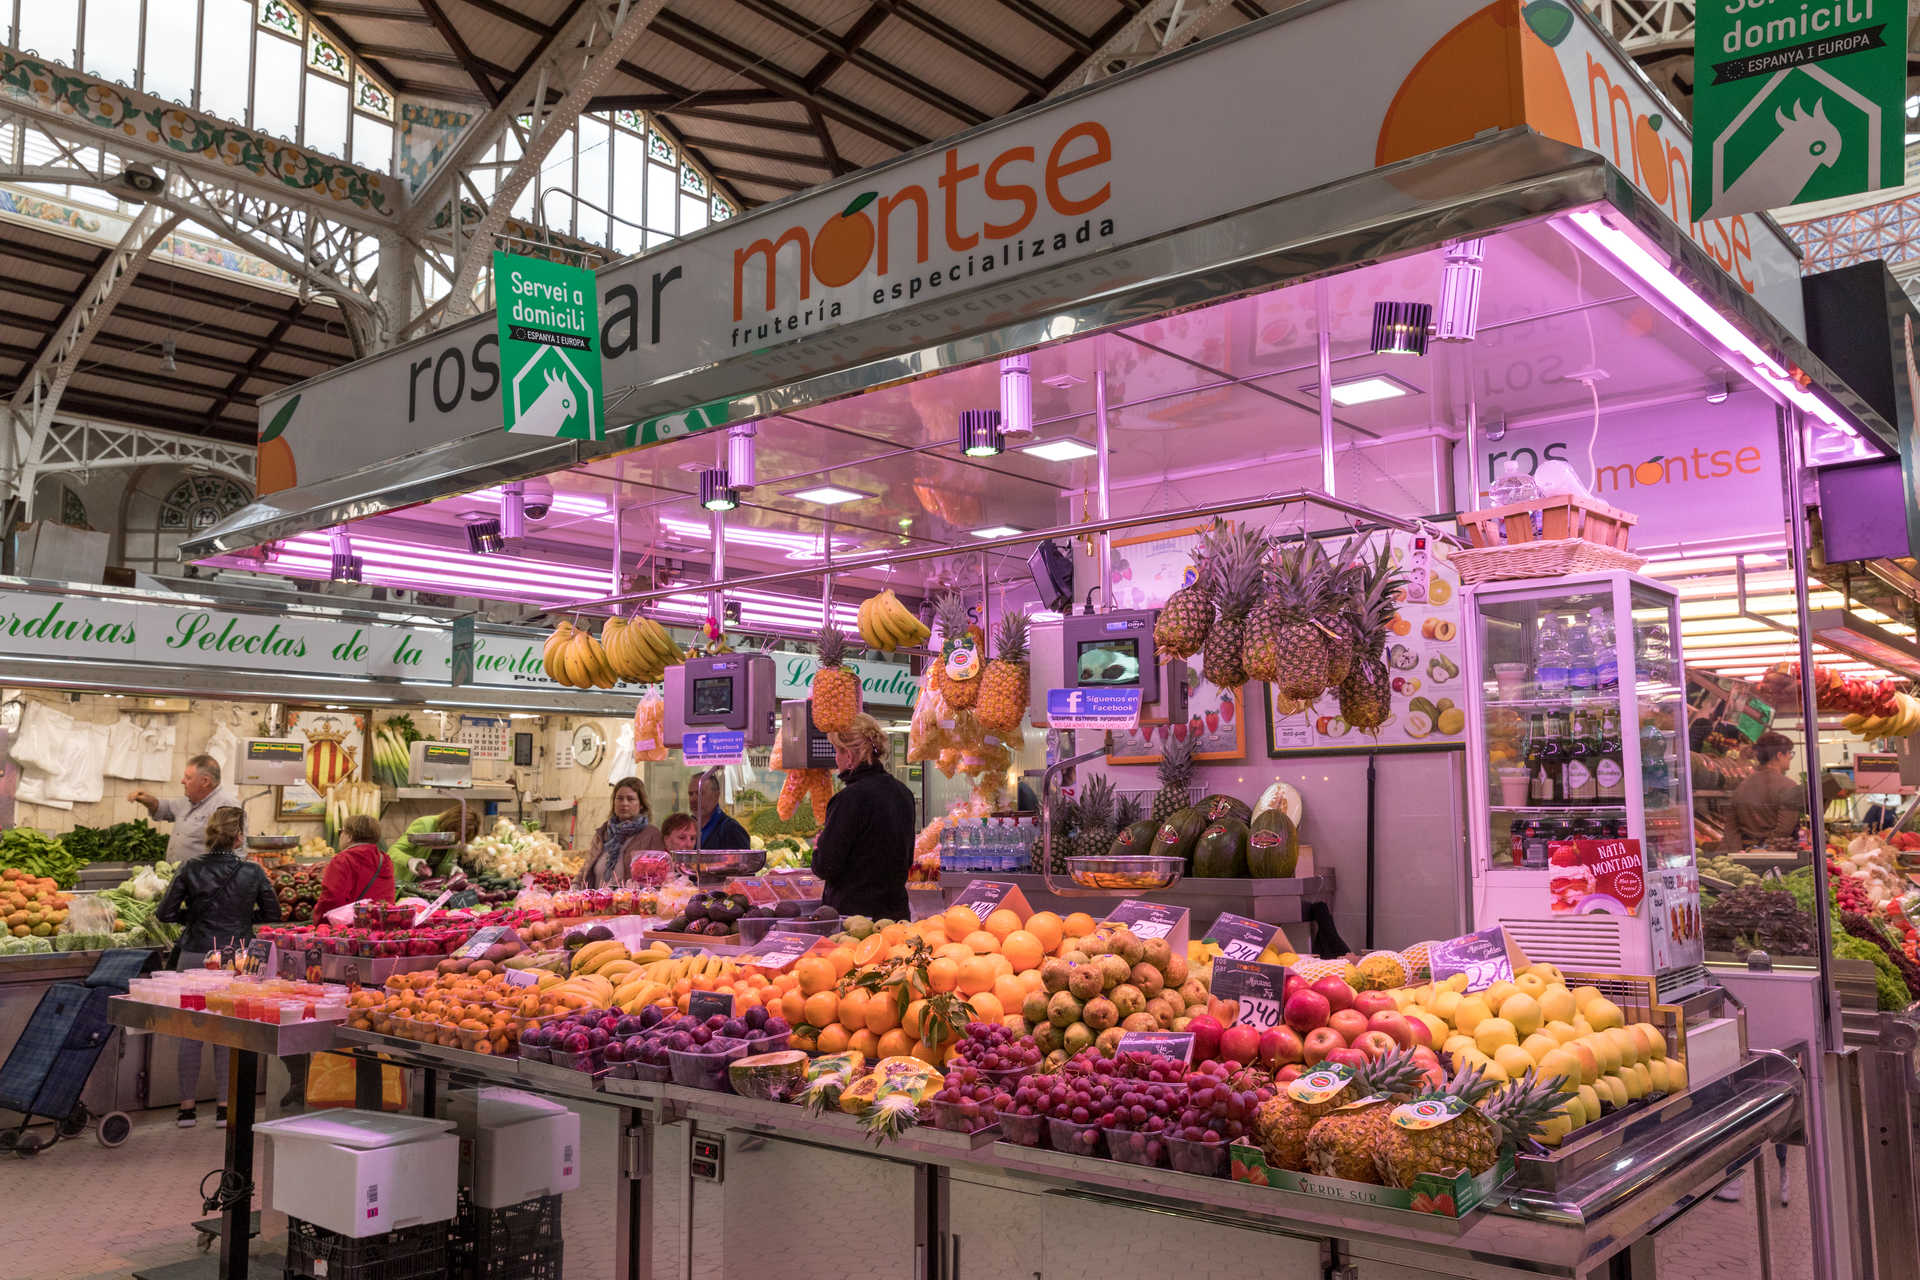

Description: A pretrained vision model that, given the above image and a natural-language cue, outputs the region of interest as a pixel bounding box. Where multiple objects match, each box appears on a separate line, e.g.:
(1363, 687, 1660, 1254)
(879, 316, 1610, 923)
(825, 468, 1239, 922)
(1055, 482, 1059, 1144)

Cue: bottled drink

(1536, 617, 1570, 694)
(1596, 709, 1625, 805)
(1588, 606, 1618, 691)
(1510, 817, 1527, 864)
(1544, 711, 1569, 805)
(1566, 624, 1595, 693)
(1489, 458, 1544, 537)
(1526, 714, 1555, 806)
(1562, 711, 1596, 804)
(1641, 723, 1670, 806)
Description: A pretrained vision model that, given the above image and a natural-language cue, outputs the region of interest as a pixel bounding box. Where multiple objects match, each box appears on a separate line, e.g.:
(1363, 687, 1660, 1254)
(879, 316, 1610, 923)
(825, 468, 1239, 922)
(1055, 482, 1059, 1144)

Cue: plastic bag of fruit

(632, 692, 670, 762)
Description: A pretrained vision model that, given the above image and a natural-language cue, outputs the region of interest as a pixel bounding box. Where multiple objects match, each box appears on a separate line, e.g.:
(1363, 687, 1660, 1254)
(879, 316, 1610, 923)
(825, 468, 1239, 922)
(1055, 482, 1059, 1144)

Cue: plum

(585, 1027, 610, 1048)
(744, 1007, 769, 1030)
(763, 1017, 790, 1036)
(639, 1006, 666, 1028)
(720, 1018, 748, 1039)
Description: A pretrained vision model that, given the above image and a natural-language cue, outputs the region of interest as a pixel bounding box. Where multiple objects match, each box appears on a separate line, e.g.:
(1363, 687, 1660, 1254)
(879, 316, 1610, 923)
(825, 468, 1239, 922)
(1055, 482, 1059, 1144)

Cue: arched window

(121, 471, 252, 577)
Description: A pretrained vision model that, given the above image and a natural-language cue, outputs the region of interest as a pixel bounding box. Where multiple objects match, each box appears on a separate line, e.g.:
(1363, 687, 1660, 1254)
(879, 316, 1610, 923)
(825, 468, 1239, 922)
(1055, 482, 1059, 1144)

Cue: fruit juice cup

(928, 1098, 998, 1134)
(1046, 1116, 1105, 1157)
(1107, 1127, 1169, 1167)
(1165, 1135, 1231, 1177)
(1498, 767, 1531, 807)
(180, 991, 205, 1011)
(667, 1037, 749, 1091)
(1494, 663, 1529, 700)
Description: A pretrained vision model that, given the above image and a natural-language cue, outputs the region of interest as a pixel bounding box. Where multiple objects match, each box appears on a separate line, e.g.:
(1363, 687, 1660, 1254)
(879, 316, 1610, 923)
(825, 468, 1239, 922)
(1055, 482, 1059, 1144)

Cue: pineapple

(1154, 518, 1224, 659)
(932, 595, 981, 709)
(1201, 522, 1267, 692)
(810, 627, 860, 734)
(1247, 537, 1334, 700)
(1149, 732, 1197, 823)
(976, 612, 1031, 736)
(1043, 793, 1079, 873)
(1317, 536, 1362, 685)
(1255, 1050, 1421, 1173)
(1301, 1049, 1428, 1183)
(1068, 774, 1119, 861)
(1338, 542, 1408, 732)
(1376, 1068, 1564, 1187)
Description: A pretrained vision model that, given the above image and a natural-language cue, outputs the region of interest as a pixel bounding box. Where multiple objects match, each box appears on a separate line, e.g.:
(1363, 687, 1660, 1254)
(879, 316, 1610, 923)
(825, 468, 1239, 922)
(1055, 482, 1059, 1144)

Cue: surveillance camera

(523, 477, 554, 520)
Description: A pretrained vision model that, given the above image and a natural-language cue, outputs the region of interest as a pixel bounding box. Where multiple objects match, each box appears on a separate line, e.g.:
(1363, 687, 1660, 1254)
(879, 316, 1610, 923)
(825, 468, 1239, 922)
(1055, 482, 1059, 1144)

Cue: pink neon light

(259, 554, 606, 603)
(281, 534, 612, 590)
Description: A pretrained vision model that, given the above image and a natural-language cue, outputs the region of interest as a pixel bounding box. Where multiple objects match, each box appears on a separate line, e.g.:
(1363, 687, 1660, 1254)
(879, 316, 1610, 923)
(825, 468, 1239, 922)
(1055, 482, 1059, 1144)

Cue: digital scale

(1029, 609, 1189, 727)
(409, 740, 474, 787)
(665, 653, 778, 747)
(237, 737, 306, 788)
(779, 700, 838, 770)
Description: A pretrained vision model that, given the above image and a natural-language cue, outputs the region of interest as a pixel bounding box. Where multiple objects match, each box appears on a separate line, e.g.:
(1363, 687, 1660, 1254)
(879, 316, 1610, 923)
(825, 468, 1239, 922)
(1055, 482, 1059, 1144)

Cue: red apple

(1219, 1024, 1260, 1066)
(1258, 1026, 1304, 1069)
(1186, 1014, 1224, 1063)
(1328, 1008, 1369, 1042)
(1324, 1047, 1370, 1071)
(1405, 1016, 1433, 1048)
(1283, 972, 1307, 1000)
(1410, 1046, 1445, 1088)
(1303, 1027, 1345, 1064)
(1310, 975, 1355, 1013)
(1275, 1064, 1303, 1085)
(1352, 991, 1398, 1018)
(1352, 1030, 1398, 1060)
(1283, 990, 1331, 1035)
(1365, 1010, 1415, 1049)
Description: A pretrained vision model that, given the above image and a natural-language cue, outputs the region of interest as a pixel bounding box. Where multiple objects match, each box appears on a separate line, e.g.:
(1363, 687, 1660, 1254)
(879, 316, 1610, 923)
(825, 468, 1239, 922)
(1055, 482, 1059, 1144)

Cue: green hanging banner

(1691, 1, 1906, 220)
(492, 250, 603, 439)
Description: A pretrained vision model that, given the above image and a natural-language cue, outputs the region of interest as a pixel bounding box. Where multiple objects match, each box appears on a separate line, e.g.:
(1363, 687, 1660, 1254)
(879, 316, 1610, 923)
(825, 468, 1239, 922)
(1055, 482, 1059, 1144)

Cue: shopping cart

(0, 947, 157, 1154)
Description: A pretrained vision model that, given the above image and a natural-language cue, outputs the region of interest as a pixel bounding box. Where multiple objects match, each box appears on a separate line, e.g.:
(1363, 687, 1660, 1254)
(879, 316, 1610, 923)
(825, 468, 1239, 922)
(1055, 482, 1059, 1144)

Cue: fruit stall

(165, 0, 1905, 1275)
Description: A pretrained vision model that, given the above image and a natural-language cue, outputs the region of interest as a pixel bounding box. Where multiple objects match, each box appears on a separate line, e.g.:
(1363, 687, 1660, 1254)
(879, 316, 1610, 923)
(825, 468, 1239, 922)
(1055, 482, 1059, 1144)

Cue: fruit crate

(285, 1217, 449, 1280)
(452, 1192, 563, 1280)
(1452, 495, 1642, 584)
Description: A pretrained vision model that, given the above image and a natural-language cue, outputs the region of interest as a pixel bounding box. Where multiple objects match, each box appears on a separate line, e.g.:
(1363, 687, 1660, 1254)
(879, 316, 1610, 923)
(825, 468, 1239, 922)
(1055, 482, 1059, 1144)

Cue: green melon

(1192, 818, 1250, 878)
(1196, 793, 1253, 824)
(730, 1050, 810, 1100)
(1150, 806, 1209, 870)
(1108, 818, 1161, 857)
(1247, 809, 1300, 878)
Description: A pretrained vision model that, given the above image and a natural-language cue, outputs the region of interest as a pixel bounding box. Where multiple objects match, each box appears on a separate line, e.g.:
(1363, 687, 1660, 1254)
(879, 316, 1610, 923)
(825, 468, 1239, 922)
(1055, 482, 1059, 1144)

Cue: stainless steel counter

(107, 998, 346, 1058)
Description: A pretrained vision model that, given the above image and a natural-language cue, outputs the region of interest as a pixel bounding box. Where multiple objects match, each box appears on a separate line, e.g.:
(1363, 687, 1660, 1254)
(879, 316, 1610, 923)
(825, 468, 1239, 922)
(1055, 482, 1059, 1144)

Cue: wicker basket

(1453, 494, 1643, 584)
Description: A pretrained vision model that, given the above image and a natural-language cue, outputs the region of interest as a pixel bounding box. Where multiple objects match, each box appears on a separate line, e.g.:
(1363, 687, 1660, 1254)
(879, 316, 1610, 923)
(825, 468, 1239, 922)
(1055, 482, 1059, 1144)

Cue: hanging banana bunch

(599, 614, 684, 684)
(856, 588, 932, 653)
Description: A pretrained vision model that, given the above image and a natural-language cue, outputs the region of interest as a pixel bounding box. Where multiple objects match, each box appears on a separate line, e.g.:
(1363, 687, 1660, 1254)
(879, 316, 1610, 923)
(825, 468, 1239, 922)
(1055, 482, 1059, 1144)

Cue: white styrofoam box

(445, 1087, 582, 1208)
(257, 1110, 458, 1238)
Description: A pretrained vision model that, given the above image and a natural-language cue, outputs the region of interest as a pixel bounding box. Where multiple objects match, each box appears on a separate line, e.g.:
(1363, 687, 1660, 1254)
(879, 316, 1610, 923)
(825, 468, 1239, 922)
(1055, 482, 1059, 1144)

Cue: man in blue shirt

(696, 770, 751, 850)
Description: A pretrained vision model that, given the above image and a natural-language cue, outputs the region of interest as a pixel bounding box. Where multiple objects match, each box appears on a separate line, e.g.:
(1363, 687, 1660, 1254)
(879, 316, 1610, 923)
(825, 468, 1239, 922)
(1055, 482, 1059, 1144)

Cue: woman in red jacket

(313, 814, 395, 922)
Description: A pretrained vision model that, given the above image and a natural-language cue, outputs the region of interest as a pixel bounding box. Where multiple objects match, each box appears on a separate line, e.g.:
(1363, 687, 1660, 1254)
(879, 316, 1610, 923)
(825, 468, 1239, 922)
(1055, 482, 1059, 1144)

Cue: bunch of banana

(857, 589, 931, 653)
(549, 973, 615, 1009)
(544, 620, 617, 689)
(1843, 691, 1920, 738)
(622, 952, 738, 986)
(569, 939, 648, 974)
(601, 615, 684, 683)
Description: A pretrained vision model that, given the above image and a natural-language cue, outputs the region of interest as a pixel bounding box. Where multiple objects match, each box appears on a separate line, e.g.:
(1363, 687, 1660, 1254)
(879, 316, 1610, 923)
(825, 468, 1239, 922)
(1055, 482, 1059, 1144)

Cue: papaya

(1108, 818, 1160, 857)
(1150, 806, 1209, 870)
(1196, 793, 1252, 824)
(1248, 808, 1300, 878)
(1193, 818, 1250, 878)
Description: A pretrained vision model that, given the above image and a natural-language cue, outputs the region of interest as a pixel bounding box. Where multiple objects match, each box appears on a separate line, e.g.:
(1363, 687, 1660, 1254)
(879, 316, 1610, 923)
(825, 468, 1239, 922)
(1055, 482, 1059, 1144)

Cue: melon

(1247, 809, 1300, 878)
(730, 1050, 810, 1100)
(1192, 818, 1250, 878)
(1195, 794, 1253, 824)
(1151, 806, 1209, 870)
(1108, 818, 1160, 857)
(1253, 780, 1304, 826)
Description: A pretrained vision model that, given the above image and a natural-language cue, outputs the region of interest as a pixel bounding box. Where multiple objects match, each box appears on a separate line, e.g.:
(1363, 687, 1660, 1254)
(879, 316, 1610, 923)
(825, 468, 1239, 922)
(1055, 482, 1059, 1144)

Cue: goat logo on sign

(508, 349, 597, 439)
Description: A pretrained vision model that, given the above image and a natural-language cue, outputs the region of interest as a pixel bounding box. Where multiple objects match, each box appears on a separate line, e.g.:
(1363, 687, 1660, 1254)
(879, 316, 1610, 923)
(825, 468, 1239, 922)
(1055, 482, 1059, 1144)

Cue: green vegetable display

(61, 819, 169, 865)
(1834, 934, 1912, 1011)
(0, 828, 80, 887)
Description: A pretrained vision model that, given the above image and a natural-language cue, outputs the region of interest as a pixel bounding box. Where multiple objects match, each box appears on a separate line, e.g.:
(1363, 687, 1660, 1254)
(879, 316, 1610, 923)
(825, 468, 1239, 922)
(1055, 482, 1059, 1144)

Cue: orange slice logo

(813, 192, 876, 288)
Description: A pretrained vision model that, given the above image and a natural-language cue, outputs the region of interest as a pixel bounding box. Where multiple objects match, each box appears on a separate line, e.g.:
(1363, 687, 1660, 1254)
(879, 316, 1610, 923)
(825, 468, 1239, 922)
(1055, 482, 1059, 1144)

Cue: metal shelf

(1490, 804, 1628, 814)
(392, 785, 516, 801)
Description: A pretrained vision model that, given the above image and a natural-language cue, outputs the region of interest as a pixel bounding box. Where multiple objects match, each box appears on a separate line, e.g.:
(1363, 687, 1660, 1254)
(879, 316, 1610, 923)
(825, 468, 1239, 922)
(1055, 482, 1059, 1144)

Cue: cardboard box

(1228, 1145, 1510, 1218)
(445, 1087, 582, 1209)
(257, 1110, 458, 1238)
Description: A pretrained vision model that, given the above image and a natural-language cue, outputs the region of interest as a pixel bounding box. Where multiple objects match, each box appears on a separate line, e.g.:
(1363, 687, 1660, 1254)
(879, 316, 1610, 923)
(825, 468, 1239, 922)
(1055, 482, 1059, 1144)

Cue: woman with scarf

(575, 776, 664, 888)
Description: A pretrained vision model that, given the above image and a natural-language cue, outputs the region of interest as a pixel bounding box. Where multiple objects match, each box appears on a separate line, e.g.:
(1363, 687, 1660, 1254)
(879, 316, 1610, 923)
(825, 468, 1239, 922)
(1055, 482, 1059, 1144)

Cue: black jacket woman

(154, 805, 281, 1128)
(812, 713, 915, 921)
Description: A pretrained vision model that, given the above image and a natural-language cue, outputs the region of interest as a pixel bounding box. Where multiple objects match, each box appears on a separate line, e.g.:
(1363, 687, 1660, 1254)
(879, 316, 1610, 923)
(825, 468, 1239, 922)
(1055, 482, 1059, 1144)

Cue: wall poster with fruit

(1265, 529, 1466, 756)
(278, 706, 369, 818)
(1106, 523, 1246, 765)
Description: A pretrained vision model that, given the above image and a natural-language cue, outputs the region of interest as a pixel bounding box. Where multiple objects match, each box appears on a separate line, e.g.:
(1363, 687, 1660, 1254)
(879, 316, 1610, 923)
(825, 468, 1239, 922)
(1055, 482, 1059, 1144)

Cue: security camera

(110, 163, 164, 202)
(522, 477, 554, 520)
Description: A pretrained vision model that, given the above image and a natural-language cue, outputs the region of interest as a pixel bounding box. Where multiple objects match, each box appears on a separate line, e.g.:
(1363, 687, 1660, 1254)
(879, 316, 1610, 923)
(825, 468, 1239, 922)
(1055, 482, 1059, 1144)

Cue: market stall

(166, 0, 1899, 1275)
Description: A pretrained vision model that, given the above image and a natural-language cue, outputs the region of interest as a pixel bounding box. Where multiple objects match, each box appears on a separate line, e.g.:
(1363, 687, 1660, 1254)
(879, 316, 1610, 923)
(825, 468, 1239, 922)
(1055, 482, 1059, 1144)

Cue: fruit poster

(278, 707, 368, 818)
(1105, 523, 1247, 765)
(1265, 528, 1466, 756)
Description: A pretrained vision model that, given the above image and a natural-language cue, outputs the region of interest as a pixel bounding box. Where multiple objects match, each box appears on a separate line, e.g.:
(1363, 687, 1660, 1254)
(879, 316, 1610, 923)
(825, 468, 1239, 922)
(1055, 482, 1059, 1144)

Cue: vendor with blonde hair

(810, 712, 915, 920)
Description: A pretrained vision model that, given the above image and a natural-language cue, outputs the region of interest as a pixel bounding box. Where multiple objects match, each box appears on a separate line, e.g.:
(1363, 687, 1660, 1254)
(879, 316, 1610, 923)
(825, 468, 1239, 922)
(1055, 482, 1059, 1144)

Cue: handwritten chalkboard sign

(688, 990, 736, 1020)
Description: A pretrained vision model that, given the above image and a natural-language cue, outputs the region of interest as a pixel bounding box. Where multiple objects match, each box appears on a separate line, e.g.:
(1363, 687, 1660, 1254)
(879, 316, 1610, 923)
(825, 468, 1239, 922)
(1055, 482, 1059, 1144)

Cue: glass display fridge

(1462, 571, 1706, 998)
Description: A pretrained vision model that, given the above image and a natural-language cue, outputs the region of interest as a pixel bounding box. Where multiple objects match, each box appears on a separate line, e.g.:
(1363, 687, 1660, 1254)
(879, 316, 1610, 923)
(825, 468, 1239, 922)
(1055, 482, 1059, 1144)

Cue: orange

(852, 935, 888, 967)
(943, 905, 982, 937)
(935, 942, 974, 962)
(957, 956, 996, 996)
(910, 1038, 944, 1066)
(1024, 911, 1064, 954)
(984, 908, 1023, 941)
(968, 991, 1004, 1024)
(962, 930, 1001, 955)
(1000, 929, 1043, 973)
(876, 1028, 913, 1060)
(880, 923, 908, 946)
(828, 946, 857, 978)
(864, 995, 902, 1036)
(928, 957, 959, 993)
(778, 988, 806, 1025)
(987, 954, 1013, 978)
(1020, 969, 1045, 993)
(837, 987, 872, 1031)
(816, 1022, 852, 1054)
(789, 1026, 819, 1053)
(1062, 912, 1096, 937)
(848, 1028, 881, 1060)
(795, 956, 836, 996)
(902, 999, 930, 1040)
(992, 974, 1028, 1011)
(256, 436, 298, 494)
(803, 990, 839, 1028)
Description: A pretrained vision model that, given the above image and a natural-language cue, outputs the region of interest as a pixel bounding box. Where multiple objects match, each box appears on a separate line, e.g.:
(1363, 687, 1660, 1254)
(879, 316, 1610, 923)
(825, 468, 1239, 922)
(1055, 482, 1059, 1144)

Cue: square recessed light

(970, 525, 1022, 539)
(788, 484, 869, 505)
(1021, 438, 1098, 462)
(1299, 373, 1420, 406)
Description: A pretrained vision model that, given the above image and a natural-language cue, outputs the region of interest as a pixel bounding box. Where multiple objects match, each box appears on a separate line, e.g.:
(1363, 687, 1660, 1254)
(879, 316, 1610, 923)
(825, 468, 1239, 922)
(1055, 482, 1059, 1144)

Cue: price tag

(1209, 959, 1289, 1032)
(730, 877, 777, 906)
(1427, 926, 1514, 993)
(1045, 687, 1142, 731)
(683, 730, 747, 767)
(409, 889, 453, 924)
(454, 925, 513, 960)
(1115, 1031, 1195, 1064)
(688, 990, 736, 1020)
(344, 960, 362, 991)
(1103, 899, 1189, 951)
(949, 880, 1032, 922)
(739, 930, 814, 972)
(502, 968, 541, 988)
(1204, 912, 1281, 963)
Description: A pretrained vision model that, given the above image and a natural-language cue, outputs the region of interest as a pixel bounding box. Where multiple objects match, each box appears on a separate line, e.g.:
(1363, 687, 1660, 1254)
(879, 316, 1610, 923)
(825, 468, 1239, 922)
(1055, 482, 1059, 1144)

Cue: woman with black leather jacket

(156, 806, 281, 1128)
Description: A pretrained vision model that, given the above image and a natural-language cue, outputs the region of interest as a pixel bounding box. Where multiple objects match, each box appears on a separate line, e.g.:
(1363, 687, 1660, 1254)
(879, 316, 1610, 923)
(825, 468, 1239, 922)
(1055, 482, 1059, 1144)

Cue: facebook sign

(683, 730, 747, 766)
(1045, 687, 1142, 731)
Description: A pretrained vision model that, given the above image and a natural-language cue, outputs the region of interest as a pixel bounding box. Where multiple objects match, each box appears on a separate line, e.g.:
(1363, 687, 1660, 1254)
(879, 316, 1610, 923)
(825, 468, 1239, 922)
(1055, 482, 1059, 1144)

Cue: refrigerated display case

(1463, 572, 1705, 995)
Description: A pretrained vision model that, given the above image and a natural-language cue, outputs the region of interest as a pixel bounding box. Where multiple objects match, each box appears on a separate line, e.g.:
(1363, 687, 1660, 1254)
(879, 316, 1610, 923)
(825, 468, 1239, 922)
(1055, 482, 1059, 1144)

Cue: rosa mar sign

(493, 250, 602, 439)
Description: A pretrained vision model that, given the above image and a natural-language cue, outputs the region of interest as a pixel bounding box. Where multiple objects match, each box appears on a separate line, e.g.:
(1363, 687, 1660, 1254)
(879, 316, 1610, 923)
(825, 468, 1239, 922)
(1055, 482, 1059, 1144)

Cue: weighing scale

(237, 737, 304, 853)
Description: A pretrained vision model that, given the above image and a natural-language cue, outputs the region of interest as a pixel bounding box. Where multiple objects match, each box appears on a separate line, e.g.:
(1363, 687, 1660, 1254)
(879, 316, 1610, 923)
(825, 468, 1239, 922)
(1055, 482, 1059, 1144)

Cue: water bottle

(1566, 623, 1595, 693)
(1536, 617, 1570, 693)
(939, 821, 954, 870)
(1489, 458, 1543, 538)
(1588, 606, 1618, 691)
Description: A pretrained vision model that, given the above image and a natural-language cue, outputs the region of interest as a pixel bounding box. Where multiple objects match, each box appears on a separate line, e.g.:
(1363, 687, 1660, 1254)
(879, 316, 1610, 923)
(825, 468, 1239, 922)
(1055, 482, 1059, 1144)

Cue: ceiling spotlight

(1434, 238, 1485, 342)
(699, 467, 737, 511)
(959, 408, 1004, 458)
(788, 484, 869, 505)
(464, 516, 505, 555)
(1000, 354, 1033, 436)
(162, 336, 177, 372)
(1706, 381, 1731, 404)
(727, 421, 758, 489)
(1021, 438, 1098, 462)
(1371, 301, 1432, 356)
(327, 528, 361, 583)
(1300, 374, 1419, 406)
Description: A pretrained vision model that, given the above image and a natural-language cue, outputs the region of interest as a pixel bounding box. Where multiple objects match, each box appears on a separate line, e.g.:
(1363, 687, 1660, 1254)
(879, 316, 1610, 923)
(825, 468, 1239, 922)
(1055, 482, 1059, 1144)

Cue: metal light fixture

(727, 422, 758, 489)
(465, 516, 505, 555)
(699, 467, 737, 511)
(1706, 381, 1731, 404)
(1434, 238, 1485, 342)
(1000, 355, 1032, 436)
(1371, 301, 1432, 356)
(162, 336, 177, 372)
(1804, 609, 1920, 679)
(327, 528, 361, 583)
(500, 481, 527, 541)
(960, 408, 1004, 457)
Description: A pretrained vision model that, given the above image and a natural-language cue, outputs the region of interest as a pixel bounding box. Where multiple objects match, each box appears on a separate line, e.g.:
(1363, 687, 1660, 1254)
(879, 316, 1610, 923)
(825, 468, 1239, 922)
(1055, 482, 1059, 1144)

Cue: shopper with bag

(313, 815, 394, 922)
(155, 806, 281, 1128)
(574, 776, 664, 889)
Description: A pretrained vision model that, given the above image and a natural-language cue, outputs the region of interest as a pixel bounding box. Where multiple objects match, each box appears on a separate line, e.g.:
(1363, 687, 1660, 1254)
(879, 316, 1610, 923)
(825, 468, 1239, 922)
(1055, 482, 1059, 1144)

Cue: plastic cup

(1494, 663, 1529, 699)
(1498, 767, 1531, 807)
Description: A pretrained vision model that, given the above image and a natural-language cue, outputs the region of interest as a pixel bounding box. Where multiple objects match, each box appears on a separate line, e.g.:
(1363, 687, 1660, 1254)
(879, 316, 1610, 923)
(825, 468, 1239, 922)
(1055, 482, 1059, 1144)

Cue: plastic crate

(285, 1217, 449, 1280)
(456, 1242, 563, 1280)
(452, 1192, 564, 1280)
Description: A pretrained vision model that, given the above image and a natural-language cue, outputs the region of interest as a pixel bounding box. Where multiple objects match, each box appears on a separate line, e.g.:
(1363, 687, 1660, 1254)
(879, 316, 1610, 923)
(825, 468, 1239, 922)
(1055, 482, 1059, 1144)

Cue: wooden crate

(1458, 494, 1637, 550)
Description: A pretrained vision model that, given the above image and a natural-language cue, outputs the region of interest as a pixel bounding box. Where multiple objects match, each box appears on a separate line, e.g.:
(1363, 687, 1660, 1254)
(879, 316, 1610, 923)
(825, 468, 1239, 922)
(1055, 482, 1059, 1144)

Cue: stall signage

(775, 654, 920, 708)
(682, 731, 746, 767)
(739, 930, 815, 972)
(502, 967, 540, 988)
(277, 945, 299, 980)
(1692, 0, 1906, 218)
(454, 926, 513, 960)
(1855, 752, 1901, 794)
(1203, 912, 1281, 963)
(950, 880, 1031, 922)
(1115, 1031, 1194, 1064)
(493, 251, 603, 439)
(687, 990, 736, 1020)
(241, 939, 272, 974)
(1547, 838, 1646, 916)
(1427, 926, 1514, 992)
(1207, 959, 1289, 1032)
(1045, 687, 1141, 731)
(1103, 900, 1188, 949)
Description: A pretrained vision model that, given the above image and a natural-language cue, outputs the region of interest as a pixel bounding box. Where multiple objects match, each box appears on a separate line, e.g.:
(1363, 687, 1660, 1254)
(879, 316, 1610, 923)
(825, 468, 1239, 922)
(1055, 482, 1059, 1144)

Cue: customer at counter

(695, 770, 751, 850)
(661, 812, 698, 851)
(155, 806, 281, 1128)
(313, 815, 394, 922)
(1719, 732, 1805, 851)
(812, 713, 914, 921)
(128, 754, 242, 863)
(388, 806, 479, 883)
(575, 776, 664, 889)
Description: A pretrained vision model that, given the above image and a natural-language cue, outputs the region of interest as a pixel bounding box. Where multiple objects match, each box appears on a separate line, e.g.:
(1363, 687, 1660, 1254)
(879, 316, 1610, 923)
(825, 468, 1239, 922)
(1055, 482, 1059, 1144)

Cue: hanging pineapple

(976, 612, 1031, 737)
(1154, 518, 1224, 659)
(1201, 522, 1269, 692)
(1338, 541, 1410, 733)
(1247, 537, 1334, 701)
(811, 626, 860, 734)
(1317, 536, 1362, 686)
(932, 594, 983, 710)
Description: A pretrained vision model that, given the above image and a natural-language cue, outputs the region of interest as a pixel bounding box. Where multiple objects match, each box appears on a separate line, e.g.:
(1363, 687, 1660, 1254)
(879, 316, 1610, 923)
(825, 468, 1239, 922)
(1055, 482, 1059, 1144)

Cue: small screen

(1076, 637, 1141, 686)
(693, 676, 735, 715)
(422, 743, 469, 764)
(247, 740, 302, 763)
